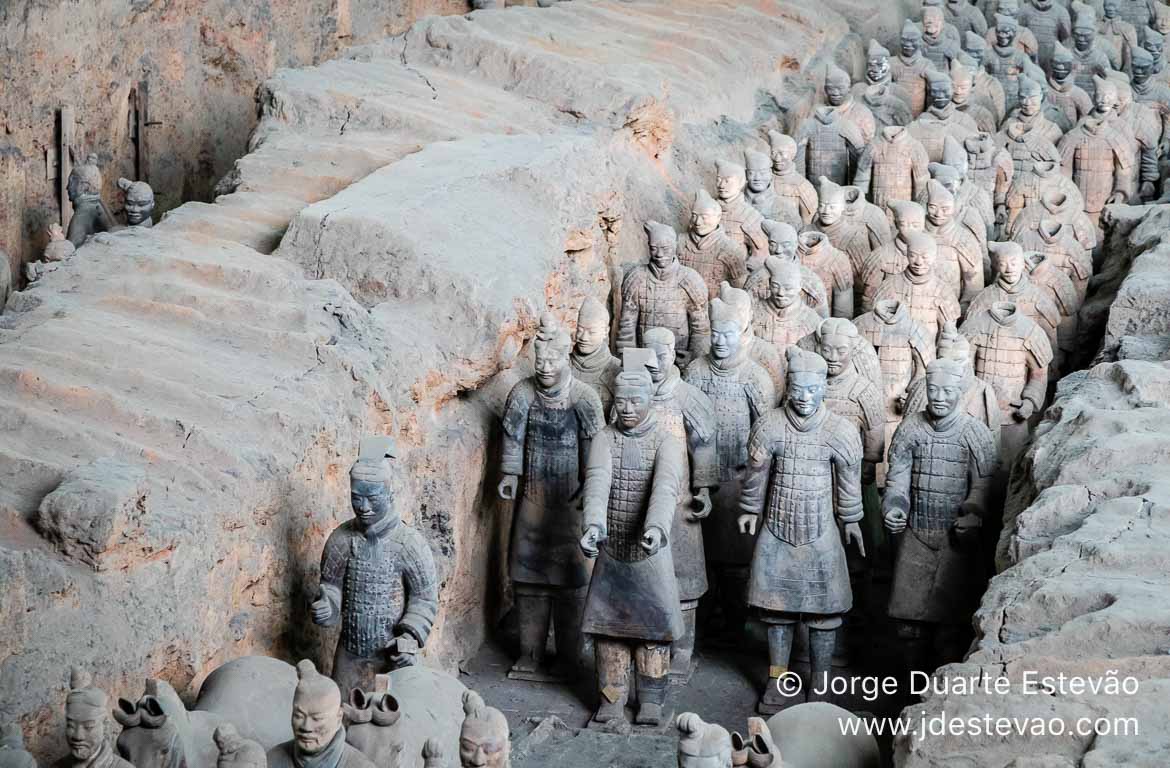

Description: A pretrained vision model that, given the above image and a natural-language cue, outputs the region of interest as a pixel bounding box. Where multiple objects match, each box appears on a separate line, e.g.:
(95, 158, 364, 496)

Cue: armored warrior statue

(803, 178, 871, 282)
(312, 440, 438, 694)
(748, 259, 825, 359)
(457, 692, 510, 768)
(924, 180, 985, 309)
(678, 190, 750, 298)
(965, 133, 1015, 231)
(920, 3, 963, 69)
(684, 291, 776, 638)
(1070, 12, 1116, 94)
(962, 33, 1008, 125)
(951, 56, 997, 132)
(1129, 47, 1170, 151)
(117, 178, 155, 228)
(998, 103, 1062, 183)
(768, 131, 819, 225)
(1057, 76, 1135, 227)
(1023, 250, 1080, 375)
(905, 323, 1001, 438)
(1014, 220, 1091, 306)
(1143, 27, 1170, 87)
(580, 352, 686, 727)
(498, 315, 604, 681)
(1019, 0, 1072, 68)
(796, 231, 854, 319)
(1045, 43, 1094, 132)
(722, 281, 786, 396)
(855, 126, 932, 221)
(1004, 76, 1064, 148)
(909, 70, 978, 164)
(571, 297, 621, 414)
(891, 20, 934, 116)
(854, 300, 934, 481)
(52, 670, 134, 768)
(738, 348, 865, 713)
(986, 14, 1045, 115)
(1099, 0, 1140, 75)
(824, 65, 877, 144)
(744, 151, 802, 232)
(982, 0, 1041, 61)
(843, 185, 893, 249)
(968, 242, 1062, 356)
(1113, 78, 1160, 203)
(618, 220, 710, 367)
(859, 200, 929, 313)
(266, 662, 375, 768)
(715, 160, 770, 264)
(1007, 184, 1097, 255)
(872, 232, 961, 350)
(960, 301, 1053, 464)
(944, 0, 989, 36)
(854, 41, 914, 131)
(933, 140, 994, 252)
(884, 359, 997, 670)
(751, 219, 830, 318)
(794, 106, 865, 187)
(644, 328, 718, 676)
(65, 154, 117, 247)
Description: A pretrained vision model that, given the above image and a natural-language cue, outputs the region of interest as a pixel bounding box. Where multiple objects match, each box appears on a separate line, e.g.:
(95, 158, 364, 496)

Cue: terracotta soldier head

(761, 219, 798, 259)
(994, 14, 1019, 47)
(925, 179, 956, 227)
(989, 241, 1026, 288)
(891, 200, 927, 237)
(817, 177, 846, 226)
(905, 231, 938, 278)
(214, 725, 266, 768)
(950, 58, 973, 107)
(1143, 27, 1164, 66)
(117, 178, 155, 227)
(458, 691, 509, 768)
(643, 327, 676, 385)
(532, 312, 571, 392)
(1017, 76, 1043, 116)
(715, 160, 747, 203)
(349, 436, 398, 532)
(924, 357, 966, 421)
(1131, 46, 1155, 84)
(926, 69, 954, 110)
(963, 31, 987, 67)
(290, 661, 344, 756)
(1091, 75, 1118, 116)
(768, 131, 799, 176)
(719, 282, 754, 335)
(613, 353, 656, 431)
(574, 297, 610, 359)
(676, 713, 733, 768)
(902, 19, 923, 57)
(1050, 42, 1074, 83)
(868, 40, 892, 82)
(763, 258, 802, 310)
(644, 220, 678, 271)
(922, 5, 945, 40)
(825, 65, 852, 106)
(1072, 10, 1097, 52)
(67, 155, 103, 205)
(743, 151, 773, 196)
(708, 293, 744, 362)
(1102, 0, 1119, 19)
(64, 668, 109, 762)
(785, 347, 829, 417)
(812, 317, 859, 378)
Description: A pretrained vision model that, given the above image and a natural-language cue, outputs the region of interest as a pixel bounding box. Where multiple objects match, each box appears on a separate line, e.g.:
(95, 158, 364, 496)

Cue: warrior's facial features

(818, 195, 845, 226)
(647, 342, 675, 385)
(907, 241, 935, 276)
(926, 375, 963, 418)
(867, 53, 890, 82)
(1050, 58, 1072, 81)
(952, 75, 972, 104)
(767, 233, 798, 259)
(533, 342, 569, 389)
(709, 320, 742, 361)
(291, 692, 342, 755)
(926, 196, 953, 226)
(901, 32, 920, 57)
(691, 208, 721, 236)
(816, 333, 853, 377)
(459, 728, 507, 768)
(771, 143, 797, 173)
(928, 80, 953, 110)
(66, 717, 103, 761)
(995, 24, 1016, 47)
(648, 240, 677, 271)
(824, 80, 848, 107)
(125, 190, 154, 226)
(573, 318, 607, 356)
(716, 172, 745, 201)
(965, 44, 984, 67)
(896, 214, 925, 236)
(1145, 37, 1164, 61)
(786, 371, 826, 417)
(1092, 83, 1118, 115)
(614, 385, 652, 430)
(998, 250, 1025, 285)
(745, 166, 771, 194)
(1073, 28, 1094, 51)
(350, 479, 391, 529)
(1020, 90, 1042, 116)
(922, 9, 943, 37)
(1132, 60, 1151, 83)
(769, 273, 802, 309)
(1102, 0, 1119, 18)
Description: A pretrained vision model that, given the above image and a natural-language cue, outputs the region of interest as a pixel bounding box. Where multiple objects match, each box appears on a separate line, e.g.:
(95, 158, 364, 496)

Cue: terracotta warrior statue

(1007, 184, 1097, 255)
(933, 141, 993, 254)
(679, 189, 750, 297)
(1113, 77, 1160, 203)
(853, 300, 933, 481)
(744, 150, 801, 231)
(796, 230, 853, 319)
(748, 219, 830, 318)
(962, 33, 1008, 125)
(884, 358, 997, 670)
(872, 231, 961, 350)
(267, 662, 374, 768)
(0, 725, 35, 768)
(968, 242, 1061, 356)
(580, 351, 686, 727)
(676, 714, 732, 768)
(1057, 76, 1135, 227)
(951, 56, 997, 132)
(768, 131, 819, 226)
(117, 178, 155, 228)
(1019, 0, 1072, 68)
(824, 65, 876, 144)
(909, 70, 977, 165)
(1142, 27, 1170, 87)
(683, 291, 776, 638)
(458, 692, 509, 768)
(1070, 11, 1115, 94)
(854, 126, 931, 222)
(1022, 249, 1081, 374)
(499, 314, 604, 680)
(960, 301, 1053, 463)
(964, 133, 1015, 231)
(52, 669, 133, 768)
(1099, 0, 1140, 75)
(892, 20, 933, 116)
(644, 327, 717, 676)
(1013, 219, 1092, 309)
(986, 14, 1045, 115)
(1045, 42, 1093, 133)
(858, 200, 928, 313)
(65, 154, 117, 247)
(1128, 46, 1170, 152)
(715, 160, 770, 263)
(854, 41, 914, 131)
(571, 297, 621, 414)
(1004, 76, 1064, 148)
(920, 3, 963, 69)
(312, 438, 439, 694)
(794, 105, 865, 188)
(617, 220, 710, 367)
(724, 280, 787, 396)
(982, 0, 1041, 60)
(905, 323, 1001, 438)
(1113, 0, 1154, 36)
(739, 348, 865, 713)
(924, 179, 984, 309)
(803, 178, 870, 283)
(944, 0, 989, 36)
(748, 259, 824, 357)
(997, 97, 1061, 183)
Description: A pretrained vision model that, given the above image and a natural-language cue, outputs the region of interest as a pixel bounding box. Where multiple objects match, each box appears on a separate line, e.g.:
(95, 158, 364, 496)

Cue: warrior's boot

(670, 600, 700, 677)
(511, 589, 552, 676)
(758, 620, 800, 714)
(634, 644, 671, 725)
(730, 733, 750, 767)
(593, 639, 630, 723)
(807, 626, 838, 703)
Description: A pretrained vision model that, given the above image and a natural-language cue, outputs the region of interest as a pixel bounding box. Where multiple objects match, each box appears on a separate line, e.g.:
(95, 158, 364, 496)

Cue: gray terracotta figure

(853, 300, 934, 482)
(884, 358, 997, 669)
(0, 725, 35, 768)
(794, 106, 865, 187)
(748, 259, 824, 362)
(768, 131, 820, 226)
(964, 133, 1015, 231)
(982, 0, 1041, 61)
(969, 242, 1061, 357)
(341, 689, 403, 768)
(683, 291, 776, 637)
(854, 41, 915, 131)
(643, 327, 718, 677)
(844, 185, 893, 250)
(113, 690, 185, 768)
(267, 662, 375, 768)
(924, 179, 984, 309)
(1022, 248, 1081, 374)
(795, 230, 853, 319)
(951, 56, 997, 132)
(743, 151, 802, 233)
(617, 220, 710, 367)
(892, 20, 933, 116)
(118, 178, 155, 228)
(811, 319, 885, 489)
(904, 323, 1001, 438)
(855, 127, 931, 224)
(872, 231, 961, 351)
(738, 348, 864, 713)
(676, 714, 732, 768)
(1019, 0, 1072, 68)
(1046, 43, 1094, 133)
(1099, 0, 1140, 74)
(580, 352, 686, 727)
(933, 143, 993, 254)
(920, 4, 963, 69)
(1070, 12, 1115, 94)
(1057, 76, 1135, 227)
(997, 104, 1061, 183)
(909, 71, 978, 165)
(1013, 219, 1092, 307)
(65, 154, 117, 247)
(312, 438, 439, 695)
(1113, 78, 1161, 202)
(858, 200, 928, 313)
(962, 33, 1009, 125)
(945, 0, 989, 36)
(803, 178, 870, 283)
(215, 726, 267, 768)
(571, 297, 622, 415)
(1007, 184, 1097, 255)
(824, 65, 876, 144)
(715, 160, 770, 264)
(960, 301, 1053, 464)
(748, 220, 830, 318)
(1005, 77, 1064, 148)
(1145, 28, 1170, 87)
(458, 691, 509, 768)
(1128, 47, 1170, 150)
(986, 14, 1045, 115)
(724, 281, 787, 398)
(679, 189, 750, 297)
(499, 314, 604, 681)
(51, 669, 133, 768)
(1114, 0, 1154, 38)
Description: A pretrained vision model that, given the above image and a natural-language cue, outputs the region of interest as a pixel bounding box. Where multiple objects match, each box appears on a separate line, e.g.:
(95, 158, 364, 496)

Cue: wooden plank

(136, 80, 150, 184)
(59, 106, 74, 228)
